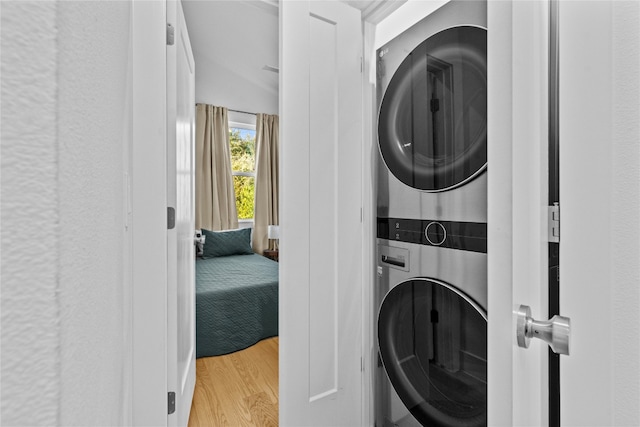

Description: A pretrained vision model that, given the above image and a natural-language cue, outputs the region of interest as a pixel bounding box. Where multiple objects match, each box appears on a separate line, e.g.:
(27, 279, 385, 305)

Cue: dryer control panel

(377, 217, 487, 253)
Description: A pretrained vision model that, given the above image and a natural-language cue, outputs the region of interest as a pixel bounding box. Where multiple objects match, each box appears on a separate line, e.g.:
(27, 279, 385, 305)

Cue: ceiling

(182, 1, 279, 114)
(181, 0, 407, 114)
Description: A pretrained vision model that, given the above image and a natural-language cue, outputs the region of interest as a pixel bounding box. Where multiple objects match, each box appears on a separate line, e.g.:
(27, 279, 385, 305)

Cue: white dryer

(376, 0, 487, 223)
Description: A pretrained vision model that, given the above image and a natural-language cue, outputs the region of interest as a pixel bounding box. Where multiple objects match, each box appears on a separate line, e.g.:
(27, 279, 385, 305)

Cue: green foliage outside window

(230, 128, 256, 220)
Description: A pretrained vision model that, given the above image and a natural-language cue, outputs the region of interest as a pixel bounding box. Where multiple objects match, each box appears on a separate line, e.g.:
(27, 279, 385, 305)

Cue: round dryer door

(378, 278, 487, 427)
(378, 26, 487, 192)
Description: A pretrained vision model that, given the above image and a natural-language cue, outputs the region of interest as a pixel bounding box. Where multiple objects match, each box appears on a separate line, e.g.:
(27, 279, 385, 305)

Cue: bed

(195, 228, 279, 358)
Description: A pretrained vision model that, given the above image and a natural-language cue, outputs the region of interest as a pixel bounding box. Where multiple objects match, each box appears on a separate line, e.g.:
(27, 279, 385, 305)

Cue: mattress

(196, 254, 278, 358)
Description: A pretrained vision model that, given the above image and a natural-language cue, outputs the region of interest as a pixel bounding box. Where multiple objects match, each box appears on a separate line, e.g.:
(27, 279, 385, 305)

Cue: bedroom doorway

(181, 1, 281, 425)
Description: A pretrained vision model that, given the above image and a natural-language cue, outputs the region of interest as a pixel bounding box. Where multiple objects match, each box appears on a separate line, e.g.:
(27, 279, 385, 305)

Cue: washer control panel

(377, 217, 487, 253)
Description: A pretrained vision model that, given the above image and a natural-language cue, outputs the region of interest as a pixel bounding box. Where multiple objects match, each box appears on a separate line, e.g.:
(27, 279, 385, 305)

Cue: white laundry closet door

(280, 1, 364, 425)
(488, 1, 550, 425)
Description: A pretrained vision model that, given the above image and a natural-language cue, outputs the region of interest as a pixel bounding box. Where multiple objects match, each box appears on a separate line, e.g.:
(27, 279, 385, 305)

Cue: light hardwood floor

(188, 337, 279, 427)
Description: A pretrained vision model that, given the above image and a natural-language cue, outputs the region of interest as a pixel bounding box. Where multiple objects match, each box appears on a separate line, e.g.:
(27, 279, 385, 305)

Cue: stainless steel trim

(548, 203, 560, 243)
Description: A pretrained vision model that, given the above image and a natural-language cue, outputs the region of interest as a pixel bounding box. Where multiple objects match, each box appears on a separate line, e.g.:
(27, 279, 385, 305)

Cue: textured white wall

(1, 1, 133, 426)
(1, 2, 61, 425)
(57, 2, 133, 426)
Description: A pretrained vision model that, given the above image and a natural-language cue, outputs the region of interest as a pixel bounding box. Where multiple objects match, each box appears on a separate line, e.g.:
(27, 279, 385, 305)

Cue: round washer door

(378, 26, 487, 192)
(378, 278, 487, 427)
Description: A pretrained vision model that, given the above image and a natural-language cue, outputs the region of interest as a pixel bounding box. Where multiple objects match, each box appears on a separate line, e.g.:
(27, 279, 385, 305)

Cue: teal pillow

(201, 228, 254, 258)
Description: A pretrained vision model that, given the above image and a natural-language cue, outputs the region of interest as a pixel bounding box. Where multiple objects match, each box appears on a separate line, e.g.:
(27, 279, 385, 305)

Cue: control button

(425, 222, 447, 246)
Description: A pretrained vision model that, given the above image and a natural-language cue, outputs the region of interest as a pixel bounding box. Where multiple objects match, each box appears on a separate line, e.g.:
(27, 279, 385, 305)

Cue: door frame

(166, 0, 196, 425)
(131, 2, 169, 425)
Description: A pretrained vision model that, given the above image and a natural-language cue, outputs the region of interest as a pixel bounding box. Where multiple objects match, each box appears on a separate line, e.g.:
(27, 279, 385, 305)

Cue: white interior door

(167, 1, 196, 426)
(488, 1, 550, 425)
(279, 1, 364, 425)
(489, 1, 640, 425)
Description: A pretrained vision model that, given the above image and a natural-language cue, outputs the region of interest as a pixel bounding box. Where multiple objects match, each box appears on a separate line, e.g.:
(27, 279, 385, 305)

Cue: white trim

(131, 2, 168, 425)
(374, 0, 448, 49)
(229, 122, 257, 223)
(360, 0, 407, 25)
(238, 219, 254, 229)
(361, 18, 376, 427)
(232, 171, 255, 178)
(229, 119, 256, 130)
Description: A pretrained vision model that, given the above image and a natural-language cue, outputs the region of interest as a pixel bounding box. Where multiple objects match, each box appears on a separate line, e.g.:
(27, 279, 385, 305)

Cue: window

(229, 122, 256, 220)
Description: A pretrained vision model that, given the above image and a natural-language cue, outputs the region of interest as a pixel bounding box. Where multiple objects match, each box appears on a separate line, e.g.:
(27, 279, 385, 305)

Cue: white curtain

(252, 113, 279, 254)
(195, 104, 238, 231)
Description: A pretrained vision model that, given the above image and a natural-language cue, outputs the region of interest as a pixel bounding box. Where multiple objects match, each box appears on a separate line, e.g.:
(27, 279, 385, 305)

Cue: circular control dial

(425, 221, 446, 246)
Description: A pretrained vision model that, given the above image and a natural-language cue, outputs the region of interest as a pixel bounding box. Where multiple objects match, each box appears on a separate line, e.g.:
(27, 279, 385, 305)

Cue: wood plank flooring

(188, 337, 279, 427)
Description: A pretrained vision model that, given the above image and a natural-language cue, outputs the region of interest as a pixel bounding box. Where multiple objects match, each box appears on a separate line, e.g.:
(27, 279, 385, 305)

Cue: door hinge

(168, 391, 176, 415)
(548, 203, 560, 243)
(361, 357, 364, 372)
(360, 56, 363, 73)
(167, 23, 175, 46)
(168, 207, 176, 230)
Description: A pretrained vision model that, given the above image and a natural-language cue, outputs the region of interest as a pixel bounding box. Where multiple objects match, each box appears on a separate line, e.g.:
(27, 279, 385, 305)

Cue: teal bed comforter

(196, 254, 278, 358)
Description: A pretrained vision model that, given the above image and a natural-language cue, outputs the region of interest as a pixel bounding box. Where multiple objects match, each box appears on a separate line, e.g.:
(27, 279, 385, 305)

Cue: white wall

(57, 2, 133, 425)
(183, 0, 278, 120)
(558, 1, 640, 424)
(610, 3, 640, 424)
(557, 1, 640, 424)
(1, 1, 133, 425)
(1, 2, 61, 424)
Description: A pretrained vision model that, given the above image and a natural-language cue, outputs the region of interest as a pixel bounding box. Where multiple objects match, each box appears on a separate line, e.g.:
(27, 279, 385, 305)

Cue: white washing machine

(374, 1, 488, 426)
(374, 226, 487, 427)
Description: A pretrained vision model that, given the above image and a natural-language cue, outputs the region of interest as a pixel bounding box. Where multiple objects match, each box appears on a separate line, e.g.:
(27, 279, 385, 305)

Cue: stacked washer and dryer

(374, 1, 488, 426)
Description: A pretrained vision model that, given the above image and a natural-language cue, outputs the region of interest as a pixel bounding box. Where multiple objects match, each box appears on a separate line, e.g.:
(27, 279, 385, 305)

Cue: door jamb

(131, 2, 169, 425)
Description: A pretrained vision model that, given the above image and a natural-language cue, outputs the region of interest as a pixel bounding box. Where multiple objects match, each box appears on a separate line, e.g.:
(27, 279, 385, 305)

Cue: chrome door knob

(516, 304, 571, 355)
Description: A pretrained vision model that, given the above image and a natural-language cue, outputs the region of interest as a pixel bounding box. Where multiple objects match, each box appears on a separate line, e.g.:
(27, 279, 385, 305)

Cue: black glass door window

(378, 279, 487, 427)
(378, 26, 487, 191)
